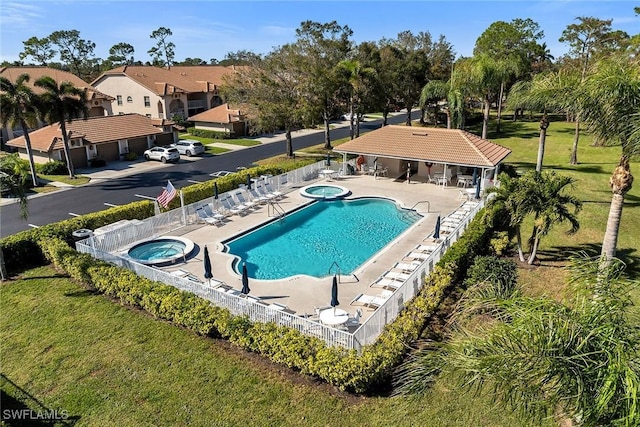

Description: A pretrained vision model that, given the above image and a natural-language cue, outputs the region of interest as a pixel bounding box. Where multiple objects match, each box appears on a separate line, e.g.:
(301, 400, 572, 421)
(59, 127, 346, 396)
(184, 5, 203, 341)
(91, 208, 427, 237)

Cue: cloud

(0, 2, 44, 27)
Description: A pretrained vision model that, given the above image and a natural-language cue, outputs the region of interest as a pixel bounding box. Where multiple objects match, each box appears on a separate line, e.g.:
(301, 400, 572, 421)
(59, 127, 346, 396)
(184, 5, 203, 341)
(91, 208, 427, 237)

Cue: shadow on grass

(538, 244, 639, 279)
(63, 289, 100, 298)
(0, 374, 79, 426)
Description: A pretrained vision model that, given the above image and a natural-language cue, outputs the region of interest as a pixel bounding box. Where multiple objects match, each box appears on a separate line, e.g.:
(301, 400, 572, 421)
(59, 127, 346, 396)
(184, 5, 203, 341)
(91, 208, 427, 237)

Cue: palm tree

(0, 154, 30, 280)
(456, 55, 504, 139)
(0, 74, 40, 187)
(507, 70, 578, 172)
(524, 171, 582, 264)
(34, 76, 88, 178)
(577, 57, 640, 262)
(339, 59, 375, 139)
(484, 172, 530, 262)
(394, 254, 640, 426)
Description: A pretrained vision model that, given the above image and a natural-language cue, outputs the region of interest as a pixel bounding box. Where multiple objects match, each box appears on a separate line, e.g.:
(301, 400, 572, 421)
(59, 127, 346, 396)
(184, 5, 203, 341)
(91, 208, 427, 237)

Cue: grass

(38, 174, 91, 186)
(0, 266, 547, 427)
(180, 134, 261, 147)
(204, 145, 232, 155)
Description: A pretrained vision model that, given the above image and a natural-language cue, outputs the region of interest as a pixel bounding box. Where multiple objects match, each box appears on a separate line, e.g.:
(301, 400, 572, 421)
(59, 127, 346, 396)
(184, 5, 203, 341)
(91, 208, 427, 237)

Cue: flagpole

(154, 201, 160, 216)
(180, 190, 186, 225)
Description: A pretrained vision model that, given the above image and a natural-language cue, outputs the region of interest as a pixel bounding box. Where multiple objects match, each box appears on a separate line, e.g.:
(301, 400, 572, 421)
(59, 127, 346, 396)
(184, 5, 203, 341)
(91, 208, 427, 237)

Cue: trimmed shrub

(187, 127, 230, 139)
(124, 152, 138, 161)
(36, 160, 67, 175)
(463, 255, 518, 294)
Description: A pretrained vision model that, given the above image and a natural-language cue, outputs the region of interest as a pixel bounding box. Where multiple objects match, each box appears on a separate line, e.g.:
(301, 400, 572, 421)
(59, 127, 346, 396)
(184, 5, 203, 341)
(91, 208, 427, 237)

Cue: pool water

(224, 198, 421, 279)
(305, 186, 344, 196)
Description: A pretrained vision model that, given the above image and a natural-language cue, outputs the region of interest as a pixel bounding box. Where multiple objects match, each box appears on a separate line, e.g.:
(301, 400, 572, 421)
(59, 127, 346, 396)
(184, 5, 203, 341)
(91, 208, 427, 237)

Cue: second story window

(116, 95, 122, 106)
(127, 96, 133, 103)
(144, 96, 150, 107)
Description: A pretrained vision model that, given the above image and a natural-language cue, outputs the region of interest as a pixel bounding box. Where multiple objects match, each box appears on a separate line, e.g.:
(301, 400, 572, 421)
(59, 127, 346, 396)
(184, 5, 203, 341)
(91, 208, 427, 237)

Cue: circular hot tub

(127, 236, 195, 265)
(299, 184, 350, 200)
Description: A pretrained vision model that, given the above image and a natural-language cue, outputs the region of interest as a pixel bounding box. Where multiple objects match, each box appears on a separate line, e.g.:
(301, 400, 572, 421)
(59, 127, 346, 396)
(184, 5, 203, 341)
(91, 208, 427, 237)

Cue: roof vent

(412, 132, 428, 136)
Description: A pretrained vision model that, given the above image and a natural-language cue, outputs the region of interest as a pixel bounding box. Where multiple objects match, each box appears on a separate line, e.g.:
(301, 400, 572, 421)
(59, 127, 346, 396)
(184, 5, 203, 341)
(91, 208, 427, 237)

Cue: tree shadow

(537, 244, 639, 279)
(63, 289, 100, 298)
(0, 374, 80, 426)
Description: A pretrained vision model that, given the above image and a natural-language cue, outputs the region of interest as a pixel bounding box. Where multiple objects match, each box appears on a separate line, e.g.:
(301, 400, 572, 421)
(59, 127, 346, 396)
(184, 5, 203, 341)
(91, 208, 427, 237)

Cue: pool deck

(162, 173, 465, 321)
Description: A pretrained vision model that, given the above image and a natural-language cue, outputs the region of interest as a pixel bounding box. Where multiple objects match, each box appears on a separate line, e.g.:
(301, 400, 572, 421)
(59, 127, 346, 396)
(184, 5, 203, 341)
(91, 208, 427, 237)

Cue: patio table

(319, 308, 349, 326)
(319, 169, 337, 180)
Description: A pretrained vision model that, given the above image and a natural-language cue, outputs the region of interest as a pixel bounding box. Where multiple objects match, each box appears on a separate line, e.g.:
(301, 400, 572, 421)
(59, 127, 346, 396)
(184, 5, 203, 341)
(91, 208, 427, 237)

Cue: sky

(0, 1, 638, 66)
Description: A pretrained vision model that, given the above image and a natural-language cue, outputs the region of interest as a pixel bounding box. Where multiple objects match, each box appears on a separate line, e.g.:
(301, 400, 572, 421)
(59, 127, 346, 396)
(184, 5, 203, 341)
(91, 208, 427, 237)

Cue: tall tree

(48, 30, 97, 81)
(222, 45, 303, 158)
(474, 18, 544, 133)
(148, 27, 175, 67)
(0, 74, 40, 187)
(34, 76, 88, 178)
(394, 254, 640, 426)
(107, 42, 135, 66)
(19, 36, 56, 66)
(292, 20, 352, 149)
(559, 16, 630, 165)
(339, 59, 375, 139)
(419, 80, 449, 127)
(577, 57, 640, 262)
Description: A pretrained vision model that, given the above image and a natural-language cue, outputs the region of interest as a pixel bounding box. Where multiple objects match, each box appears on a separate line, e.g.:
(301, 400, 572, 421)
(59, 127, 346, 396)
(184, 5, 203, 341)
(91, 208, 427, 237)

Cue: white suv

(143, 146, 180, 163)
(170, 139, 205, 156)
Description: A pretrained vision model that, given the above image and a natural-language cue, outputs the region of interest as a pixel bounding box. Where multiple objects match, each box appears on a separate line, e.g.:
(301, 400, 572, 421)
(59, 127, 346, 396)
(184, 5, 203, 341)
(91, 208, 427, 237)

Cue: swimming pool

(224, 198, 421, 280)
(299, 184, 350, 200)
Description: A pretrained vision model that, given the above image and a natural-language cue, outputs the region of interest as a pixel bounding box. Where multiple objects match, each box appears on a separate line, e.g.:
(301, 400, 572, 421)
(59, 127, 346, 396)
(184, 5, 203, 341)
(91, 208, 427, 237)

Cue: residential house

(6, 114, 176, 169)
(0, 66, 113, 142)
(188, 103, 247, 136)
(91, 65, 242, 122)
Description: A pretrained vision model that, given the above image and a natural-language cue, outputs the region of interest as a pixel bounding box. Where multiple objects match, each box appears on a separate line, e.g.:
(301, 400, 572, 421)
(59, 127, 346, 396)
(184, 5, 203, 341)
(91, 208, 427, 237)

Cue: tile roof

(0, 67, 114, 100)
(7, 114, 163, 152)
(93, 65, 240, 95)
(188, 103, 243, 123)
(334, 125, 511, 167)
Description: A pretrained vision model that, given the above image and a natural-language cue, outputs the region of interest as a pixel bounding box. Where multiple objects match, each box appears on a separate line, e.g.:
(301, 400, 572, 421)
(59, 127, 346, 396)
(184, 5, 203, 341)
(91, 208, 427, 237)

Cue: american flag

(157, 180, 177, 208)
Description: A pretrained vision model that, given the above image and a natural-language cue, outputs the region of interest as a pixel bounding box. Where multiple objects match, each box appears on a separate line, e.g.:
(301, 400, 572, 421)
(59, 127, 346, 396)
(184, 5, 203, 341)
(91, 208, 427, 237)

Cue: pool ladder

(328, 261, 359, 283)
(268, 200, 286, 219)
(401, 200, 430, 221)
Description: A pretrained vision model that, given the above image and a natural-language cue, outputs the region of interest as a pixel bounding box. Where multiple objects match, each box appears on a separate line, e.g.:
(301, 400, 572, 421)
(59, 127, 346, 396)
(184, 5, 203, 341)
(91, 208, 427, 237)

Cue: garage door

(96, 142, 119, 162)
(69, 147, 87, 169)
(128, 137, 148, 155)
(156, 133, 174, 145)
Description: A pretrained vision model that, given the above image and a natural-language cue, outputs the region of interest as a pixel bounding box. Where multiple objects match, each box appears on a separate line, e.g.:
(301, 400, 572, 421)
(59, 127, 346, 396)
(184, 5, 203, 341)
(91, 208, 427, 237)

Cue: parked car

(143, 146, 180, 163)
(170, 139, 205, 156)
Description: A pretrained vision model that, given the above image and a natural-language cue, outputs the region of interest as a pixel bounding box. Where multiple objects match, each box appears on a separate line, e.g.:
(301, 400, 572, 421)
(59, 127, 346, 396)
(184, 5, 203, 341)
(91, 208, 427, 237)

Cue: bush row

(186, 127, 231, 139)
(34, 209, 493, 393)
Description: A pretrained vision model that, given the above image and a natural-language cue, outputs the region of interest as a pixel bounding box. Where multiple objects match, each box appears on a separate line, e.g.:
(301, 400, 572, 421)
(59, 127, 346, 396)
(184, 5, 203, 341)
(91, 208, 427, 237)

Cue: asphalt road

(1, 113, 416, 238)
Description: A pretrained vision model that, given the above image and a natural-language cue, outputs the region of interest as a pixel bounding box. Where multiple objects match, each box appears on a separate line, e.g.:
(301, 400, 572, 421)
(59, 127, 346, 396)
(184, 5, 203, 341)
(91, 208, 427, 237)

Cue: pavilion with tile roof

(188, 103, 247, 136)
(334, 125, 511, 189)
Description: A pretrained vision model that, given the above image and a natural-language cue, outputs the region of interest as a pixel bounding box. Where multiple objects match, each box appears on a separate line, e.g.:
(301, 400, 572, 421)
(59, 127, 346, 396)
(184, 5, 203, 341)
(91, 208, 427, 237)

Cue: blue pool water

(224, 198, 421, 280)
(128, 239, 186, 262)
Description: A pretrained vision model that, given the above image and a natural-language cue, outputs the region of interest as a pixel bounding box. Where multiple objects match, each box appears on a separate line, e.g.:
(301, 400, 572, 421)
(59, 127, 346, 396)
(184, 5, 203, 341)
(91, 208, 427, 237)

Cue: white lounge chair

(220, 196, 246, 216)
(202, 204, 226, 222)
(255, 184, 277, 201)
(248, 187, 269, 204)
(405, 252, 431, 261)
(349, 293, 388, 310)
(383, 271, 411, 282)
(196, 208, 222, 226)
(416, 244, 438, 253)
(264, 182, 284, 199)
(233, 191, 256, 210)
(370, 277, 403, 290)
(391, 261, 420, 273)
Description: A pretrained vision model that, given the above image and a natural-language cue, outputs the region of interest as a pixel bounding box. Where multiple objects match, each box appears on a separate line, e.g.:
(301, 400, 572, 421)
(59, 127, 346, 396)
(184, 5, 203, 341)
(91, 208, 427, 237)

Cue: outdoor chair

(202, 204, 226, 222)
(256, 184, 277, 201)
(248, 187, 269, 204)
(264, 182, 284, 199)
(391, 261, 420, 273)
(233, 191, 256, 210)
(196, 208, 223, 226)
(349, 293, 387, 310)
(220, 196, 246, 216)
(383, 270, 411, 282)
(370, 276, 403, 290)
(427, 174, 438, 184)
(344, 308, 363, 328)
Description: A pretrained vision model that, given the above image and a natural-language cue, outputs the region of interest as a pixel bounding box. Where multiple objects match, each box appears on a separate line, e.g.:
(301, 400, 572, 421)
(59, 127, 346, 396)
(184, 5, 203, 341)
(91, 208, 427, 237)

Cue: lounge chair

(264, 182, 284, 199)
(233, 191, 256, 210)
(248, 187, 269, 204)
(405, 252, 431, 261)
(349, 293, 388, 310)
(370, 276, 403, 290)
(416, 244, 438, 253)
(255, 184, 277, 201)
(202, 204, 226, 222)
(219, 195, 246, 216)
(391, 261, 420, 273)
(196, 208, 222, 225)
(383, 270, 411, 282)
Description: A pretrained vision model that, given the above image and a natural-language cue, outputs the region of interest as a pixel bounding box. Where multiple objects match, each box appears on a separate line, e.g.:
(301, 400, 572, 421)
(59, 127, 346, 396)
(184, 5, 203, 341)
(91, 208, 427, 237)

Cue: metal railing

(75, 160, 484, 352)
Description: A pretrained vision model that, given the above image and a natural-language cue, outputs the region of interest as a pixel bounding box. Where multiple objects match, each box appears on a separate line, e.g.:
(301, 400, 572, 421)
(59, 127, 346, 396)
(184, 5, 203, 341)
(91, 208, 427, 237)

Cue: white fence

(75, 161, 483, 352)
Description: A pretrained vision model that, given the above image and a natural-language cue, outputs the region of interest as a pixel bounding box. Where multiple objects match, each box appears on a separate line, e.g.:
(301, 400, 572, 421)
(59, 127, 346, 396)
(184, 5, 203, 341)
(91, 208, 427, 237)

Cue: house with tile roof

(0, 66, 114, 142)
(334, 125, 511, 190)
(91, 65, 241, 123)
(6, 114, 176, 169)
(188, 103, 247, 136)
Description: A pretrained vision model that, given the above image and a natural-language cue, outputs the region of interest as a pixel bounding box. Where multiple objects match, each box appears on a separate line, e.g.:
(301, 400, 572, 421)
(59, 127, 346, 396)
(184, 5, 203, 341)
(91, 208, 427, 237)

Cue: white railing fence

(75, 161, 483, 352)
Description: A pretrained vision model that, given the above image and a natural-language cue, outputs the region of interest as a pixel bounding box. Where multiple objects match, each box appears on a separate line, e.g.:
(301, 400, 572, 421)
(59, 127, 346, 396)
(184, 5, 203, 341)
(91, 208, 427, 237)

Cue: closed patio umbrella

(213, 182, 219, 200)
(203, 245, 213, 282)
(472, 168, 478, 186)
(246, 174, 252, 190)
(330, 275, 339, 310)
(475, 177, 481, 199)
(433, 215, 441, 240)
(241, 262, 250, 295)
(326, 153, 331, 166)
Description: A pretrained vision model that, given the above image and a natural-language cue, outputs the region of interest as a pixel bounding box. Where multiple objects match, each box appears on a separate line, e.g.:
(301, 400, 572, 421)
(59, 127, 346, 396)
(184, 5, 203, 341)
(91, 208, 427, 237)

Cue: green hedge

(187, 127, 230, 139)
(32, 209, 493, 393)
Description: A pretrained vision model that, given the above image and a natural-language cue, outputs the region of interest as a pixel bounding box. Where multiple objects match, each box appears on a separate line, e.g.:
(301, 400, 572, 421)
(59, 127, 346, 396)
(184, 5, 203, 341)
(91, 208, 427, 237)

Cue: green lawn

(38, 174, 90, 186)
(180, 134, 261, 147)
(0, 267, 545, 427)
